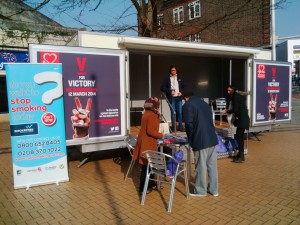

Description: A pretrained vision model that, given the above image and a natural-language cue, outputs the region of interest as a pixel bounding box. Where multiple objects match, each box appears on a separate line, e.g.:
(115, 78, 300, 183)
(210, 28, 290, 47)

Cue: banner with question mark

(5, 63, 69, 189)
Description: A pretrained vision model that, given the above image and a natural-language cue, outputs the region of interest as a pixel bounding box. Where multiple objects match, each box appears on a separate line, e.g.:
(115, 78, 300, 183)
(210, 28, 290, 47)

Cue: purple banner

(34, 49, 124, 144)
(253, 60, 291, 125)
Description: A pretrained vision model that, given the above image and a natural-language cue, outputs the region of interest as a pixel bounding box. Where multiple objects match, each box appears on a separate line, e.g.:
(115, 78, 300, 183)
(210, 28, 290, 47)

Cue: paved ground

(0, 92, 299, 224)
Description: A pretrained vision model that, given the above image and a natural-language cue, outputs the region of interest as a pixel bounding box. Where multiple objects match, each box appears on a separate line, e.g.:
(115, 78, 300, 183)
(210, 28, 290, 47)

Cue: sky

(37, 0, 137, 35)
(275, 0, 300, 39)
(33, 0, 300, 40)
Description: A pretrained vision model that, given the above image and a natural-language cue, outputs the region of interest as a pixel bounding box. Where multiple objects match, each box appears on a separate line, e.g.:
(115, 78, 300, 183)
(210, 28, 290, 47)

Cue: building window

(157, 14, 163, 27)
(189, 32, 202, 42)
(173, 6, 184, 24)
(189, 0, 201, 20)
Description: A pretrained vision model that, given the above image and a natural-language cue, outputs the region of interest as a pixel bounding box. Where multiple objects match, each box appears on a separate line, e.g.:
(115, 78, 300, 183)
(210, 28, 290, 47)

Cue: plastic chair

(212, 98, 227, 125)
(123, 136, 137, 182)
(140, 150, 190, 213)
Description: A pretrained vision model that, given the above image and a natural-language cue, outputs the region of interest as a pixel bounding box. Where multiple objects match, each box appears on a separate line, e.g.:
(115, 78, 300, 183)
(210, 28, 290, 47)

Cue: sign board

(252, 60, 292, 126)
(5, 63, 69, 189)
(0, 50, 29, 70)
(29, 45, 126, 145)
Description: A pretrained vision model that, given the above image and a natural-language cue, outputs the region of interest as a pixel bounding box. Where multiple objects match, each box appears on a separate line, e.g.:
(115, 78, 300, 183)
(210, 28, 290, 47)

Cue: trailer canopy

(118, 36, 260, 57)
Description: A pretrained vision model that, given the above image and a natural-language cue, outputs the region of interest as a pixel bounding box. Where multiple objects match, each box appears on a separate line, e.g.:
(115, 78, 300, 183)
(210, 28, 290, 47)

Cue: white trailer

(30, 31, 291, 154)
(76, 32, 278, 134)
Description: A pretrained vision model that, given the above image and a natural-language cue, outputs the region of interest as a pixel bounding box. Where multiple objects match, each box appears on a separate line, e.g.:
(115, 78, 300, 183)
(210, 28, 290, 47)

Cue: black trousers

(139, 165, 155, 192)
(235, 127, 245, 156)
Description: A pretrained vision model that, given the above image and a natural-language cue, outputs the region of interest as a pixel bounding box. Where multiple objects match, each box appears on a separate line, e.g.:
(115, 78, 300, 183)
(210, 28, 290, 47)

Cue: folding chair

(141, 150, 190, 213)
(123, 136, 137, 182)
(212, 98, 227, 125)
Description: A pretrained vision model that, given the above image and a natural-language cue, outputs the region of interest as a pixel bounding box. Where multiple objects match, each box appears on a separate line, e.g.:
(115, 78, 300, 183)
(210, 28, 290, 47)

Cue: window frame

(157, 13, 164, 27)
(189, 32, 202, 42)
(173, 6, 184, 24)
(188, 0, 201, 20)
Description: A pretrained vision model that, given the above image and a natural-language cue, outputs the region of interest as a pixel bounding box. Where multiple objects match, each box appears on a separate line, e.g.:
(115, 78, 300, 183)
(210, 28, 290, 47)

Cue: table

(158, 135, 192, 183)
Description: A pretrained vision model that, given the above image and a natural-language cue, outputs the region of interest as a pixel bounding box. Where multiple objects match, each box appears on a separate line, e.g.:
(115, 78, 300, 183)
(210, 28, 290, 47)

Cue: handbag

(216, 134, 227, 153)
(159, 122, 170, 134)
(224, 137, 238, 152)
(166, 149, 184, 176)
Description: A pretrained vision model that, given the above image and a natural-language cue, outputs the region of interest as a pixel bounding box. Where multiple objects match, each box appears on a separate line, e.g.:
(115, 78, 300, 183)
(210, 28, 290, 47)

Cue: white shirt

(170, 75, 179, 96)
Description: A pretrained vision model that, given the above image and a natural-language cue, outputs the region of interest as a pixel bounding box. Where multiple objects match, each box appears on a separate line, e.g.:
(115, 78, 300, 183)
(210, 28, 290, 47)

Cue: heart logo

(43, 53, 58, 63)
(257, 64, 266, 79)
(258, 65, 265, 73)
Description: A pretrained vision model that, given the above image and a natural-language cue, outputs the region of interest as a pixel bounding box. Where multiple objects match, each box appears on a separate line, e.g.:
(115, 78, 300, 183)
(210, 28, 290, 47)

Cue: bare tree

(19, 0, 289, 38)
(21, 0, 138, 34)
(40, 0, 160, 36)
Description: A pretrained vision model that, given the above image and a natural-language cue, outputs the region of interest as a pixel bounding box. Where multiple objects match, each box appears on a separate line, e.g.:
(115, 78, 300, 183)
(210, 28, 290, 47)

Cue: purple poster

(252, 60, 291, 125)
(30, 46, 126, 145)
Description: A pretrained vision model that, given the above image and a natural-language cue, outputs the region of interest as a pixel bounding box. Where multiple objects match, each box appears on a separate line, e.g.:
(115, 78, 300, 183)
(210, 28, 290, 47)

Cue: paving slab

(0, 93, 299, 224)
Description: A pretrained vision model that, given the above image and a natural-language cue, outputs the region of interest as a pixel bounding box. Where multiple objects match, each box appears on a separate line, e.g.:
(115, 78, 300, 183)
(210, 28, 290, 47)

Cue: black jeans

(235, 127, 245, 156)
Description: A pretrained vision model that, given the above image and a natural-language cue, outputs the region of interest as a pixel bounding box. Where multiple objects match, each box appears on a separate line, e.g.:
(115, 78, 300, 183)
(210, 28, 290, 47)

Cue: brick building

(154, 0, 270, 47)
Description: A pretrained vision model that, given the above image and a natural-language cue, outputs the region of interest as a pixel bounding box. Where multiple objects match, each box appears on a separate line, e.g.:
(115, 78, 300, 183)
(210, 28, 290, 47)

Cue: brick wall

(155, 0, 270, 47)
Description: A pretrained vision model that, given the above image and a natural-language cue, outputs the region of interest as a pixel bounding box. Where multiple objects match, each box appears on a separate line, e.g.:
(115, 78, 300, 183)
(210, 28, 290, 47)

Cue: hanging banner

(252, 60, 292, 126)
(29, 45, 126, 146)
(5, 63, 69, 189)
(0, 50, 29, 70)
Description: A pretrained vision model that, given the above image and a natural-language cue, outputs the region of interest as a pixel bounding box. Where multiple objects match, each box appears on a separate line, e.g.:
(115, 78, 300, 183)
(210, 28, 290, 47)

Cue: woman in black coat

(225, 85, 250, 163)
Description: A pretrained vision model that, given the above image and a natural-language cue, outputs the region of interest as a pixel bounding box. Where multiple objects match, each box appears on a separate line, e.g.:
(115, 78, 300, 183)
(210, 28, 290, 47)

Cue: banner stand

(6, 63, 69, 189)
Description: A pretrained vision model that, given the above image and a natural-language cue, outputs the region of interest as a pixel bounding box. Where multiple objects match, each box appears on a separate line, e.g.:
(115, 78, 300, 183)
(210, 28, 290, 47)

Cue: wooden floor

(129, 126, 141, 136)
(129, 120, 230, 137)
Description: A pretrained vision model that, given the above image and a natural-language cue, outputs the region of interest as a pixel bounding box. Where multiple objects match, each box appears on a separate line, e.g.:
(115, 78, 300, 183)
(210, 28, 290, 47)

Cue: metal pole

(229, 59, 232, 85)
(271, 0, 276, 61)
(161, 92, 177, 135)
(148, 54, 151, 97)
(160, 93, 163, 116)
(278, 35, 300, 40)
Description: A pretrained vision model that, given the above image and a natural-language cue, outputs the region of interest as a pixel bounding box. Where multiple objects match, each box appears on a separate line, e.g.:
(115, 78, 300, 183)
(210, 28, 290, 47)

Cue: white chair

(141, 150, 190, 213)
(212, 98, 227, 125)
(123, 136, 137, 182)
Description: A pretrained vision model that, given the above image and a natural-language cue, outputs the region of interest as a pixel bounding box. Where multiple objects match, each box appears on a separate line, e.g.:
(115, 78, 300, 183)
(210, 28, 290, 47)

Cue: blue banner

(0, 50, 29, 70)
(6, 63, 69, 189)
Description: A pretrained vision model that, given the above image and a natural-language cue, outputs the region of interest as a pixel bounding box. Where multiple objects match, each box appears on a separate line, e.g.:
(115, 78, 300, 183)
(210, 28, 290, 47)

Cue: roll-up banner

(252, 60, 292, 126)
(5, 63, 69, 189)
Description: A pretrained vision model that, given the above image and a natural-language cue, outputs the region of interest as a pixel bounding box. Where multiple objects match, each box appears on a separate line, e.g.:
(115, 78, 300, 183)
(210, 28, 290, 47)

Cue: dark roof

(0, 0, 63, 27)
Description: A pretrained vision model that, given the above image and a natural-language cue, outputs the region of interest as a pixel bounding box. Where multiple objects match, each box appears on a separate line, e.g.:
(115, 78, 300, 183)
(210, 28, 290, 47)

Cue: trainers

(207, 191, 219, 197)
(189, 192, 207, 197)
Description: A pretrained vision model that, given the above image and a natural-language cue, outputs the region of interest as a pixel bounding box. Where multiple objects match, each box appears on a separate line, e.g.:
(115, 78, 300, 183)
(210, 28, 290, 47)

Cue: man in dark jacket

(161, 65, 186, 132)
(224, 85, 250, 163)
(183, 92, 219, 197)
